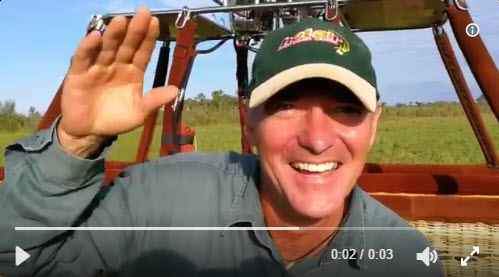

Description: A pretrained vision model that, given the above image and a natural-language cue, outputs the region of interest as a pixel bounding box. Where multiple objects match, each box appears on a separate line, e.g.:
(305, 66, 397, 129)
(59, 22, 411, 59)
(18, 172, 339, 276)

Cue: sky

(0, 0, 497, 114)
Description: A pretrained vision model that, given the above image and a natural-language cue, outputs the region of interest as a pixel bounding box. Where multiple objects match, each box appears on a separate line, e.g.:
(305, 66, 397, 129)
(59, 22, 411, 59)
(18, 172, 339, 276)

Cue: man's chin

(287, 198, 345, 224)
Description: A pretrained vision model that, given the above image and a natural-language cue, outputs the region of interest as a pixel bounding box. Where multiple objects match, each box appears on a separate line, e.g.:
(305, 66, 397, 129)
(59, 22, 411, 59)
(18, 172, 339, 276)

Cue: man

(0, 7, 442, 277)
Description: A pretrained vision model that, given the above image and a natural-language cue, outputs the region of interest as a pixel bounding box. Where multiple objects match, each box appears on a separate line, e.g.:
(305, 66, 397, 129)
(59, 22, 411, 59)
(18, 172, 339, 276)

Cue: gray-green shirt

(0, 122, 443, 277)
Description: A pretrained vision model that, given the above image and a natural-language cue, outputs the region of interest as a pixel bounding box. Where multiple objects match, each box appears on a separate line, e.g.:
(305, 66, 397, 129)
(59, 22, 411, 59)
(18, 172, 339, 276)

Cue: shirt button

(93, 269, 106, 277)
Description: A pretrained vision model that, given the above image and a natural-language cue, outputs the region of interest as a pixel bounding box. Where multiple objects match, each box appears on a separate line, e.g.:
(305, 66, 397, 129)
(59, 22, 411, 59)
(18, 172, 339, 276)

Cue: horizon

(0, 94, 490, 117)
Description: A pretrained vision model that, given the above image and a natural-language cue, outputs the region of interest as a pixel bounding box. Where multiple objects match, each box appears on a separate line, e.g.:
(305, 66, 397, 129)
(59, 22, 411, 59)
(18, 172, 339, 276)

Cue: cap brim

(249, 63, 377, 112)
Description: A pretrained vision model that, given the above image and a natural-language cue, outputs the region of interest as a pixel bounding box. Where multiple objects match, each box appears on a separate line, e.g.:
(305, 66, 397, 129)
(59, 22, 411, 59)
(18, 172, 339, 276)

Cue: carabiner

(175, 6, 192, 30)
(325, 0, 338, 21)
(87, 15, 107, 34)
(453, 0, 468, 11)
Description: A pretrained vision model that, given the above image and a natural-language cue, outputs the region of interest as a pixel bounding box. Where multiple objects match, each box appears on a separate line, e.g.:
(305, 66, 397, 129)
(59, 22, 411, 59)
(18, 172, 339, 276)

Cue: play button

(15, 246, 30, 266)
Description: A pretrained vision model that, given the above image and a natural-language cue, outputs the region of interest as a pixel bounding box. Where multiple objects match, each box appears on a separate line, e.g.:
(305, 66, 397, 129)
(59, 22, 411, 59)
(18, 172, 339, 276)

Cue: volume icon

(416, 247, 438, 266)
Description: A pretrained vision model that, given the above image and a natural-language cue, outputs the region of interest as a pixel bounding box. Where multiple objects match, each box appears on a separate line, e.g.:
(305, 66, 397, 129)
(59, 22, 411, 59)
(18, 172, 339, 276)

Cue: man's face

(246, 79, 381, 221)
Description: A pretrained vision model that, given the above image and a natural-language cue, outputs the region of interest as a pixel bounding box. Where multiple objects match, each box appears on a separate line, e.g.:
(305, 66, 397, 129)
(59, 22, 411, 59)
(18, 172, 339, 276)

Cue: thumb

(140, 85, 179, 114)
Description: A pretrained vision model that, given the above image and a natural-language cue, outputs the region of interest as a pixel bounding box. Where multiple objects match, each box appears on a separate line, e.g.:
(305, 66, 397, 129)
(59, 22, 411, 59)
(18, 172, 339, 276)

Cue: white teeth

(291, 162, 339, 173)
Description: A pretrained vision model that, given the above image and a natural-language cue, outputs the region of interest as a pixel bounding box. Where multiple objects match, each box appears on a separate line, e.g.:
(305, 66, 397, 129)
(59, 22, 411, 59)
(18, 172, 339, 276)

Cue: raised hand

(57, 7, 178, 157)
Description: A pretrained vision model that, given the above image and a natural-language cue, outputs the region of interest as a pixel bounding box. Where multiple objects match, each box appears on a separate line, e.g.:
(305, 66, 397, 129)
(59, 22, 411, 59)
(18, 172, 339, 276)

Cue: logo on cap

(278, 28, 350, 55)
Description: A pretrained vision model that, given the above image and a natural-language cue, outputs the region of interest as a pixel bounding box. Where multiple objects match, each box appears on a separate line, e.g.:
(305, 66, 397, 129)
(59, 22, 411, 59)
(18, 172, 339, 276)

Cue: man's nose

(297, 107, 336, 154)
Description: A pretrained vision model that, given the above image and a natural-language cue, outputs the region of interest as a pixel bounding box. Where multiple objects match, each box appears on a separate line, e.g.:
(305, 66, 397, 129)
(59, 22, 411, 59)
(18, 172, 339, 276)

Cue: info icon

(466, 23, 480, 37)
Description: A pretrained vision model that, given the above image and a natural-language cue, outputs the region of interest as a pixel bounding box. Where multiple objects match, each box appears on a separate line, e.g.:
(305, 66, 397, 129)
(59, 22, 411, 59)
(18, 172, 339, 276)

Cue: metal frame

(103, 1, 339, 20)
(91, 1, 497, 167)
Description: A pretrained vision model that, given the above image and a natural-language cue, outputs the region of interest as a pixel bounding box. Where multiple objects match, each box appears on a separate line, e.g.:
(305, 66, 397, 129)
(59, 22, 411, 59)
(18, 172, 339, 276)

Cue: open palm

(59, 7, 178, 138)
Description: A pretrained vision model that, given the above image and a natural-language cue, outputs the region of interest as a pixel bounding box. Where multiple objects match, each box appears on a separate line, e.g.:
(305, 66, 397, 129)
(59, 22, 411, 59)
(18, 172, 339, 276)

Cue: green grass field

(1, 114, 498, 167)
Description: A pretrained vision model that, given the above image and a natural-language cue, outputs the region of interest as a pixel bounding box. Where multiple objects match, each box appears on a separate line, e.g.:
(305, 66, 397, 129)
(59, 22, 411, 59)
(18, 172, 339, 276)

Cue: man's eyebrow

(330, 91, 363, 106)
(266, 79, 365, 107)
(266, 88, 303, 104)
(281, 88, 363, 106)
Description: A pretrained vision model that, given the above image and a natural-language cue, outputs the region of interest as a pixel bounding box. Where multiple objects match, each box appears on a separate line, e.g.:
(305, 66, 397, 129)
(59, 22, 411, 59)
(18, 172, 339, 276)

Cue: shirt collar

(222, 154, 264, 229)
(221, 156, 285, 264)
(320, 185, 368, 270)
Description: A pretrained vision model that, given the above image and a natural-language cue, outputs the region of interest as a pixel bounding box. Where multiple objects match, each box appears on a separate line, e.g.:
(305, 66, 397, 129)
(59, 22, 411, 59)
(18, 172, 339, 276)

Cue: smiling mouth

(290, 162, 341, 174)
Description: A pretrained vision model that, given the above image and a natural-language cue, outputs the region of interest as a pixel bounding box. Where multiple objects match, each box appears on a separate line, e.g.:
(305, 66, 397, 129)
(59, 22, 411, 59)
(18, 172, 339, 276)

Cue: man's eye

(268, 102, 300, 119)
(276, 103, 294, 110)
(336, 105, 362, 115)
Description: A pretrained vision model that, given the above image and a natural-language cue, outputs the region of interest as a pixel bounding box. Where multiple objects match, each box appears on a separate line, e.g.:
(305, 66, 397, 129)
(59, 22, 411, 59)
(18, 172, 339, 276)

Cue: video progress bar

(15, 227, 457, 231)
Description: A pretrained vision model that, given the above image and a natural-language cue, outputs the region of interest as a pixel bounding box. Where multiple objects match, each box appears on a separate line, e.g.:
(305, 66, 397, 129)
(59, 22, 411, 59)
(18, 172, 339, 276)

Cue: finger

(95, 16, 128, 66)
(69, 31, 102, 75)
(140, 86, 179, 114)
(115, 7, 152, 64)
(132, 16, 160, 71)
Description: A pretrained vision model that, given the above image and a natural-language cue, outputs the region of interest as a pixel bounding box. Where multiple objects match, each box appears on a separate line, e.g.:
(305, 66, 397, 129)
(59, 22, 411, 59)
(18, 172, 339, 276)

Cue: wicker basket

(410, 221, 499, 277)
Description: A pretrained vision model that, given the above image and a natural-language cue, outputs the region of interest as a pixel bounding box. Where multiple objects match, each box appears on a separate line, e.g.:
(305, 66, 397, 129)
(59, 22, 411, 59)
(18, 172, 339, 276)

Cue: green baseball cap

(248, 18, 378, 112)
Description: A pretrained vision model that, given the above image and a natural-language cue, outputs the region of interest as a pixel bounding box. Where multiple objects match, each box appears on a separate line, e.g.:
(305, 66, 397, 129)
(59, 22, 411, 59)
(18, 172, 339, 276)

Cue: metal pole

(433, 26, 498, 168)
(161, 20, 198, 156)
(135, 41, 171, 162)
(445, 5, 499, 122)
(37, 82, 63, 131)
(235, 41, 252, 154)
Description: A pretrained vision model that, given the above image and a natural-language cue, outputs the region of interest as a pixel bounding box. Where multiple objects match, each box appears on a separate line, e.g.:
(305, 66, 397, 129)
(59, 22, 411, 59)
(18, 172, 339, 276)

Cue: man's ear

(242, 100, 258, 147)
(369, 103, 382, 148)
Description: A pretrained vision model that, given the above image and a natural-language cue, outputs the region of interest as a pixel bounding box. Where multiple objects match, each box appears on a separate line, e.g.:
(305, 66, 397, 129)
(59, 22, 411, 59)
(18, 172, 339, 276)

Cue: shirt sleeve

(0, 120, 139, 277)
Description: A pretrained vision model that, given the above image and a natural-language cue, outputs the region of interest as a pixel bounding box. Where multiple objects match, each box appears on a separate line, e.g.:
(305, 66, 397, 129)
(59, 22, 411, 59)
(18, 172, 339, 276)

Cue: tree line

(0, 92, 492, 132)
(0, 100, 42, 132)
